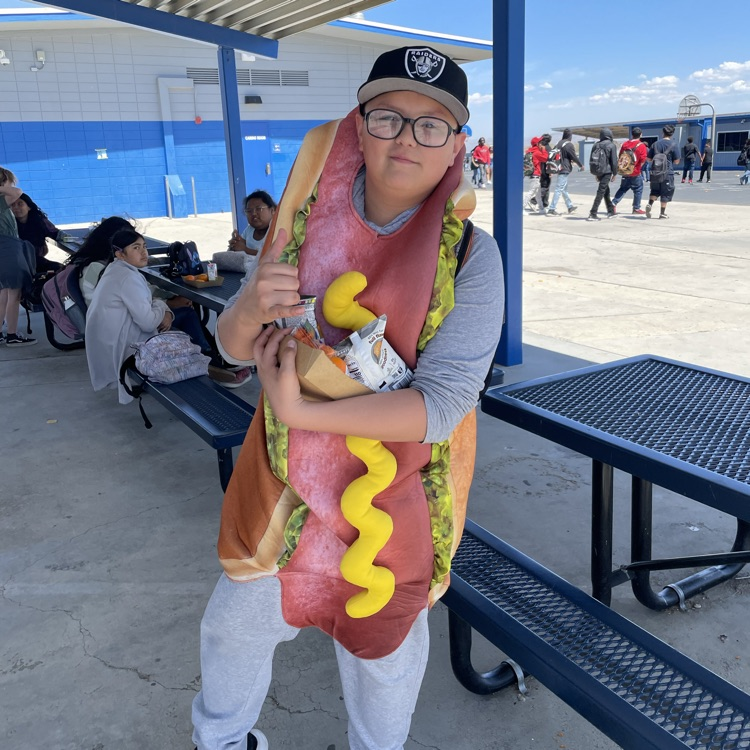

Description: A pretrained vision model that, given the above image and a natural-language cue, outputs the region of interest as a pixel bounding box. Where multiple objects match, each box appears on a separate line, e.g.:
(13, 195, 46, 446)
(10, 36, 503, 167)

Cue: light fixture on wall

(30, 50, 46, 72)
(0, 50, 10, 67)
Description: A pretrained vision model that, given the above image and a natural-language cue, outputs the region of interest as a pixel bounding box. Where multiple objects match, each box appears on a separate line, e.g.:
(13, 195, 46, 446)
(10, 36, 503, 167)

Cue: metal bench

(443, 519, 750, 750)
(127, 370, 255, 491)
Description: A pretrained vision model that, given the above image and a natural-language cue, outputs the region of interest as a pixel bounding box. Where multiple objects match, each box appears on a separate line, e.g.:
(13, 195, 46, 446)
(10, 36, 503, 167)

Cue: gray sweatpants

(192, 574, 430, 750)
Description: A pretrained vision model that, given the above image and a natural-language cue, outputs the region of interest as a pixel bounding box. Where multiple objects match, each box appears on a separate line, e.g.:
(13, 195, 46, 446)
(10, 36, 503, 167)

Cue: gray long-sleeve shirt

(217, 171, 505, 444)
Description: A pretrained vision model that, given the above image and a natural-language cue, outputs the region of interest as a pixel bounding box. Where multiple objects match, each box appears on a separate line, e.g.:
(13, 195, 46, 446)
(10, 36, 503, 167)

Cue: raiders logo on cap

(405, 48, 446, 83)
(357, 45, 470, 127)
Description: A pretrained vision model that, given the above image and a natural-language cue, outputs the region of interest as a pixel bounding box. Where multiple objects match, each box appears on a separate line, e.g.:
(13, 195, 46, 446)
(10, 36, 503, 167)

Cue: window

(717, 131, 749, 152)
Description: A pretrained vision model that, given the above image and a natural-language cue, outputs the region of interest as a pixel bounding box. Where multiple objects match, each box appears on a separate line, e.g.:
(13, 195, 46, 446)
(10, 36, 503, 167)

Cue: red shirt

(620, 139, 648, 177)
(472, 144, 491, 165)
(531, 145, 548, 177)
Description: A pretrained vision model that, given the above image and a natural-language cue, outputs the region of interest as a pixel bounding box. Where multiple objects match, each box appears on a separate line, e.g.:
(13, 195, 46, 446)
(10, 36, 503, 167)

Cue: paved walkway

(2, 183, 749, 749)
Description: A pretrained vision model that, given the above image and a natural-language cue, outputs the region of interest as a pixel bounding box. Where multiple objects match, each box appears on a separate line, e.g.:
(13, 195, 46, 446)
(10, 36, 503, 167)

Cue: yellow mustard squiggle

(323, 272, 397, 618)
(323, 271, 377, 332)
(339, 436, 397, 618)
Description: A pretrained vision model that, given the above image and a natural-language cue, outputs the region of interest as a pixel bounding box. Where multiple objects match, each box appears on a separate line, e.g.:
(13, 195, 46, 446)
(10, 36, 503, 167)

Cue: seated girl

(223, 190, 276, 276)
(85, 229, 249, 402)
(10, 193, 62, 276)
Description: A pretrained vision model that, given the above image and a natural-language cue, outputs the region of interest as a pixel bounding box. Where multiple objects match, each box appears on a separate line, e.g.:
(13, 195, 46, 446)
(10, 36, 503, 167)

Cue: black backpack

(589, 142, 609, 177)
(166, 240, 203, 278)
(651, 152, 670, 180)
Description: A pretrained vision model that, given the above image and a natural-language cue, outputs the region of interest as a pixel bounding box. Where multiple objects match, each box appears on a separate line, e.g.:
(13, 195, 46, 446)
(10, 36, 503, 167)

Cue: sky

(364, 0, 750, 145)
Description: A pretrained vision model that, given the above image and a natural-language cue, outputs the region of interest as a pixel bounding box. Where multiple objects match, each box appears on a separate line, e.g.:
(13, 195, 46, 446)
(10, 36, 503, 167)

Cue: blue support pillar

(492, 0, 525, 366)
(218, 46, 247, 229)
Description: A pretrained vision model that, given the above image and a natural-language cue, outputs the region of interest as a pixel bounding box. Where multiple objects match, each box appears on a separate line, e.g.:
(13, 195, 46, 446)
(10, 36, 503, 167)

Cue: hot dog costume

(194, 45, 503, 750)
(218, 107, 477, 660)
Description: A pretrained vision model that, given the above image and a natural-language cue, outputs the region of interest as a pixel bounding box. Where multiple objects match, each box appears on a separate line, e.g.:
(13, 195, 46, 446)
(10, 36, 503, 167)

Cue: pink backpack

(41, 264, 88, 340)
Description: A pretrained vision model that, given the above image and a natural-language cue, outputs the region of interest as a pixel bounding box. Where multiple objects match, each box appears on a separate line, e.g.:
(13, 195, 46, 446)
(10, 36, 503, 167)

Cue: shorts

(649, 176, 675, 202)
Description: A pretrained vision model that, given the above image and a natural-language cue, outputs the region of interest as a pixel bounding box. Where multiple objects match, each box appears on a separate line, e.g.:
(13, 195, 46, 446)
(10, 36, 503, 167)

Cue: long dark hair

(68, 216, 133, 268)
(15, 193, 58, 257)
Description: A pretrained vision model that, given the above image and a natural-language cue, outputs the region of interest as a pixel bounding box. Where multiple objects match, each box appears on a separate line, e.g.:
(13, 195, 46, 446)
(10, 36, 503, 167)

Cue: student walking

(586, 128, 618, 221)
(697, 141, 713, 183)
(681, 137, 700, 183)
(611, 126, 649, 215)
(547, 128, 583, 215)
(739, 139, 750, 185)
(646, 124, 681, 219)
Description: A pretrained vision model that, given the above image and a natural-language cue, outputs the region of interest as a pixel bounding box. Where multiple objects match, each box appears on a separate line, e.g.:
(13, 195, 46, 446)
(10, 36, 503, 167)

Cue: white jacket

(85, 259, 169, 403)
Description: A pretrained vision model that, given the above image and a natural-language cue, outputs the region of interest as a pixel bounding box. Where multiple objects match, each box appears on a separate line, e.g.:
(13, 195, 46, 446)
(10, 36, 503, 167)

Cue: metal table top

(56, 227, 170, 257)
(140, 266, 245, 313)
(481, 355, 750, 522)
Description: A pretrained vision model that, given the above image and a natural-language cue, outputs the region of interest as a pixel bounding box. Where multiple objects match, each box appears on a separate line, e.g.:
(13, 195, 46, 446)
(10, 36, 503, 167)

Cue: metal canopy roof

(121, 0, 394, 40)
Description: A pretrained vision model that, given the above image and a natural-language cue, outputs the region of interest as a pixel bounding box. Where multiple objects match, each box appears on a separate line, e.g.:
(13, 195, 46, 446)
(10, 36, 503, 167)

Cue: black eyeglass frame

(363, 108, 460, 148)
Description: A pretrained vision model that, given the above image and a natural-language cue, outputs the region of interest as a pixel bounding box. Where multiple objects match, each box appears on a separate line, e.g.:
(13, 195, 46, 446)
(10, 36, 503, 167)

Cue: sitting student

(68, 216, 134, 307)
(0, 166, 36, 346)
(226, 190, 276, 274)
(10, 193, 62, 276)
(85, 229, 249, 402)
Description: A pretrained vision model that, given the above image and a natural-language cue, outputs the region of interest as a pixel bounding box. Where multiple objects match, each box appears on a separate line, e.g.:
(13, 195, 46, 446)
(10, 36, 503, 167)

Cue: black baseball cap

(357, 46, 470, 127)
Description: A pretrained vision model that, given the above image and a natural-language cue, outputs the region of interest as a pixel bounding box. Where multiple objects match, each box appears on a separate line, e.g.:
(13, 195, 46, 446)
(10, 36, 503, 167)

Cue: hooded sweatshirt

(596, 128, 619, 177)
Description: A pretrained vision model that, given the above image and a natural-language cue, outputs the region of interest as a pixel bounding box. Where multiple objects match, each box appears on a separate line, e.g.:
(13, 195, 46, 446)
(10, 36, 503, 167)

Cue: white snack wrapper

(333, 315, 413, 392)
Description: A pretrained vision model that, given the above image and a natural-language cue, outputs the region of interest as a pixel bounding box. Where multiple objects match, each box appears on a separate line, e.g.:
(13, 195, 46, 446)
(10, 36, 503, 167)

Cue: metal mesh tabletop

(452, 531, 750, 748)
(503, 358, 750, 486)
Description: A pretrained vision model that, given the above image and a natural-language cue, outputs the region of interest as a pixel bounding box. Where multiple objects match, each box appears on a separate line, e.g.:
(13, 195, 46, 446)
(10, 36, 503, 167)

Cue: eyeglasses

(364, 108, 459, 148)
(244, 205, 269, 215)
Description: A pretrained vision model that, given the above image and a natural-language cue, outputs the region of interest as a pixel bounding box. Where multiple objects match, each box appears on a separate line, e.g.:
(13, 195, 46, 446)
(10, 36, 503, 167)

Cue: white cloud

(588, 75, 680, 105)
(540, 81, 553, 89)
(691, 60, 750, 82)
(468, 92, 493, 105)
(524, 84, 535, 92)
(548, 101, 574, 110)
(699, 79, 750, 96)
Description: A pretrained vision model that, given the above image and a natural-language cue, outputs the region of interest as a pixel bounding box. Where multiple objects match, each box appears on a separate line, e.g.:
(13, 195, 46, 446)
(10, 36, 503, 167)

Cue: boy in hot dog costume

(192, 47, 504, 750)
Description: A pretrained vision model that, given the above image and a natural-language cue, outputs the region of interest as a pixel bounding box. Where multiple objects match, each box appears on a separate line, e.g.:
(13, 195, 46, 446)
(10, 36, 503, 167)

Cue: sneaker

(586, 214, 601, 222)
(5, 333, 37, 346)
(632, 209, 646, 215)
(659, 213, 669, 220)
(645, 204, 652, 218)
(567, 205, 578, 214)
(546, 209, 559, 216)
(697, 180, 703, 183)
(681, 178, 685, 183)
(0, 333, 4, 345)
(195, 729, 268, 750)
(211, 366, 252, 389)
(607, 212, 617, 219)
(610, 205, 617, 214)
(689, 179, 693, 184)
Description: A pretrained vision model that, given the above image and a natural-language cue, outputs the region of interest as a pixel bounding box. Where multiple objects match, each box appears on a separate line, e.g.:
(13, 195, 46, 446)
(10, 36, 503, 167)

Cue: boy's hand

(232, 229, 301, 327)
(254, 325, 305, 425)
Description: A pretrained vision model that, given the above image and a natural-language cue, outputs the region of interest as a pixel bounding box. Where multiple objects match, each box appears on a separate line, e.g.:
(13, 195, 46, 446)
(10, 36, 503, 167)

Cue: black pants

(590, 175, 614, 215)
(698, 163, 712, 182)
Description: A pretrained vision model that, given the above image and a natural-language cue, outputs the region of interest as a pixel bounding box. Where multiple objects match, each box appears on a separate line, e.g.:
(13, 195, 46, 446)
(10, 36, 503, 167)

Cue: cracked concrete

(3, 183, 750, 749)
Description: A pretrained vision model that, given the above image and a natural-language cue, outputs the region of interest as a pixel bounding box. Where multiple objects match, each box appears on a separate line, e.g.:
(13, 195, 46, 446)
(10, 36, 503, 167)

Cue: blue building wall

(0, 118, 325, 224)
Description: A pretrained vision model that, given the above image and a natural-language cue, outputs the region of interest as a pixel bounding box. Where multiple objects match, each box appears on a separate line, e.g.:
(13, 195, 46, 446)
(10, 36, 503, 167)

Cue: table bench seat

(443, 519, 750, 750)
(127, 370, 255, 491)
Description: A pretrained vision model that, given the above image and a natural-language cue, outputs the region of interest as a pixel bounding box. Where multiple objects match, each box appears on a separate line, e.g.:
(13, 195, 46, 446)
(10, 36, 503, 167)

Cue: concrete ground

(2, 175, 750, 750)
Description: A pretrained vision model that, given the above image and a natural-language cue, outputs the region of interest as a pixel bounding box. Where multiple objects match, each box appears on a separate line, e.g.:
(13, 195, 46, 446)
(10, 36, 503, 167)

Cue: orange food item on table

(184, 275, 195, 281)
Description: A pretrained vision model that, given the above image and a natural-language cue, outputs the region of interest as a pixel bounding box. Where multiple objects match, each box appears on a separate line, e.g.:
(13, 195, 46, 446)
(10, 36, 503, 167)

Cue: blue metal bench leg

(591, 461, 615, 605)
(218, 448, 234, 493)
(629, 477, 750, 610)
(448, 610, 525, 695)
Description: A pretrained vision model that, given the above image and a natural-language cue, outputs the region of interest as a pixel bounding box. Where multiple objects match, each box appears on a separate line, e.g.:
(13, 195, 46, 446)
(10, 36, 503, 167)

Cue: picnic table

(481, 354, 750, 610)
(55, 227, 171, 258)
(139, 265, 245, 314)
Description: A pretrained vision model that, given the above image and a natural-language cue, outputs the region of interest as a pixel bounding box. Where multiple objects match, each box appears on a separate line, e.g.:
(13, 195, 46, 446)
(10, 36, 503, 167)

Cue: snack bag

(334, 316, 413, 392)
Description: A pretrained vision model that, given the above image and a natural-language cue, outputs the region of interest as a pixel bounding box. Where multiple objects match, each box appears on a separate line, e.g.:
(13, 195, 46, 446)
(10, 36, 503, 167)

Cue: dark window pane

(717, 131, 749, 152)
